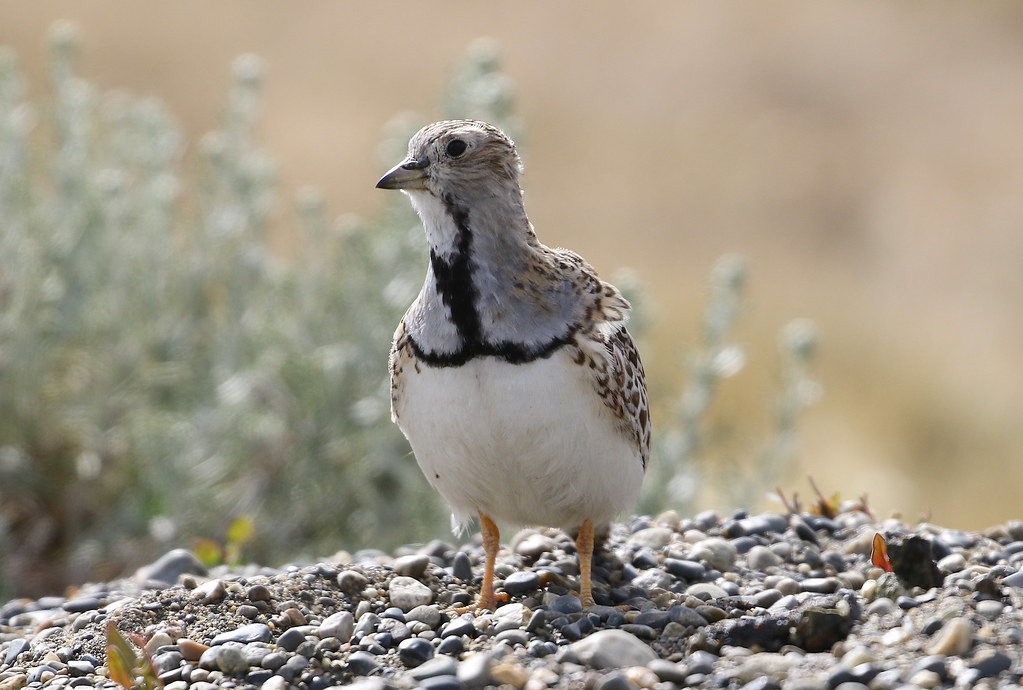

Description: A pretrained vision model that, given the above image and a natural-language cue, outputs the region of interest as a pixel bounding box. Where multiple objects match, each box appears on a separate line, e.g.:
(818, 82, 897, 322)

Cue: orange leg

(476, 512, 500, 611)
(576, 518, 595, 608)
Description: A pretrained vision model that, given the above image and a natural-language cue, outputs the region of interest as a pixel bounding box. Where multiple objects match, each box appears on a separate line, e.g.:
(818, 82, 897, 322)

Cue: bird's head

(376, 120, 522, 201)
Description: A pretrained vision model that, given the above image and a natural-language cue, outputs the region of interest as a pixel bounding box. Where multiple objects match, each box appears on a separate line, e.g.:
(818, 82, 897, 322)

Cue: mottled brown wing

(605, 326, 651, 469)
(558, 251, 650, 471)
(388, 319, 418, 424)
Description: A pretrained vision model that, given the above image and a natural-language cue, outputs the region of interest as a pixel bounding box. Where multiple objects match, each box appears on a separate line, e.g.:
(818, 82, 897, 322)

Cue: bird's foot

(449, 590, 507, 615)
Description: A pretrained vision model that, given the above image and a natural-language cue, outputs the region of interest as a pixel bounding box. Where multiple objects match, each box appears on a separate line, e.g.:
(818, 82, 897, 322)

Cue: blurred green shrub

(0, 27, 517, 597)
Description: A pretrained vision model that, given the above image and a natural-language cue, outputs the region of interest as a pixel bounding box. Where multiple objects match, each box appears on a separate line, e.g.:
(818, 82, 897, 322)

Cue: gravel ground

(2, 507, 1022, 690)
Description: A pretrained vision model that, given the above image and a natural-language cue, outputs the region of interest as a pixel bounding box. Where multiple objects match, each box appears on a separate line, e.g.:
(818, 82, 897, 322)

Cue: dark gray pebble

(686, 650, 718, 675)
(277, 654, 308, 681)
(452, 552, 473, 581)
(397, 638, 434, 668)
(896, 595, 920, 609)
(276, 627, 306, 652)
(524, 609, 546, 633)
(437, 635, 463, 655)
(381, 606, 406, 621)
(135, 548, 207, 586)
(632, 548, 659, 570)
(633, 610, 670, 629)
(261, 651, 288, 671)
(548, 593, 583, 614)
(63, 597, 102, 613)
(440, 616, 475, 638)
(495, 629, 529, 646)
(969, 649, 1011, 678)
(739, 513, 789, 535)
(503, 571, 540, 595)
(664, 559, 706, 582)
(212, 623, 271, 645)
(669, 605, 709, 627)
(730, 536, 759, 554)
(5, 638, 30, 664)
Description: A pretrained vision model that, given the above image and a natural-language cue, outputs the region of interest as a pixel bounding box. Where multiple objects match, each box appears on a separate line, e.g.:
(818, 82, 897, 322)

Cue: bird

(376, 119, 650, 610)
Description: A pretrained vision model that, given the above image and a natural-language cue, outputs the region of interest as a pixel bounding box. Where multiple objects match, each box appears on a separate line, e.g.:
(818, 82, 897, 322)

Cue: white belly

(394, 350, 644, 532)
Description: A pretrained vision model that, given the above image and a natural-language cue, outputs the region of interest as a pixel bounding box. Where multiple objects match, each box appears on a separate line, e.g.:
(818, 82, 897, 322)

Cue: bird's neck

(405, 190, 575, 366)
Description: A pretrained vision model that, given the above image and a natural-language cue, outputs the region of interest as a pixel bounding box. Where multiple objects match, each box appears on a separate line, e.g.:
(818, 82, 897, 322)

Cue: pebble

(664, 558, 707, 581)
(336, 569, 369, 594)
(503, 571, 540, 595)
(211, 623, 271, 645)
(568, 630, 657, 669)
(689, 537, 738, 571)
(514, 532, 556, 559)
(318, 610, 354, 641)
(62, 597, 101, 613)
(388, 576, 433, 611)
(4, 639, 30, 665)
(134, 548, 207, 585)
(394, 554, 431, 579)
(975, 600, 1003, 620)
(747, 545, 783, 569)
(211, 646, 249, 675)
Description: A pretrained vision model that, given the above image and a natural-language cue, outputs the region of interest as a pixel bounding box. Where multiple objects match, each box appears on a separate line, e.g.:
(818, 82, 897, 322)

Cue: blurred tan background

(3, 2, 1021, 530)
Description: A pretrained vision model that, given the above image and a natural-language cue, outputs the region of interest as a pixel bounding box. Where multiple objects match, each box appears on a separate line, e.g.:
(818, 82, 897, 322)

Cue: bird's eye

(446, 139, 467, 158)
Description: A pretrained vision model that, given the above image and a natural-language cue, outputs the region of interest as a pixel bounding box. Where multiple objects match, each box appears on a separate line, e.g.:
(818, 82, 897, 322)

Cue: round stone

(664, 559, 707, 582)
(389, 576, 433, 611)
(747, 546, 783, 569)
(568, 629, 658, 669)
(398, 638, 434, 668)
(214, 646, 249, 675)
(394, 554, 431, 579)
(502, 571, 540, 595)
(689, 538, 737, 571)
(406, 605, 442, 628)
(135, 549, 208, 586)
